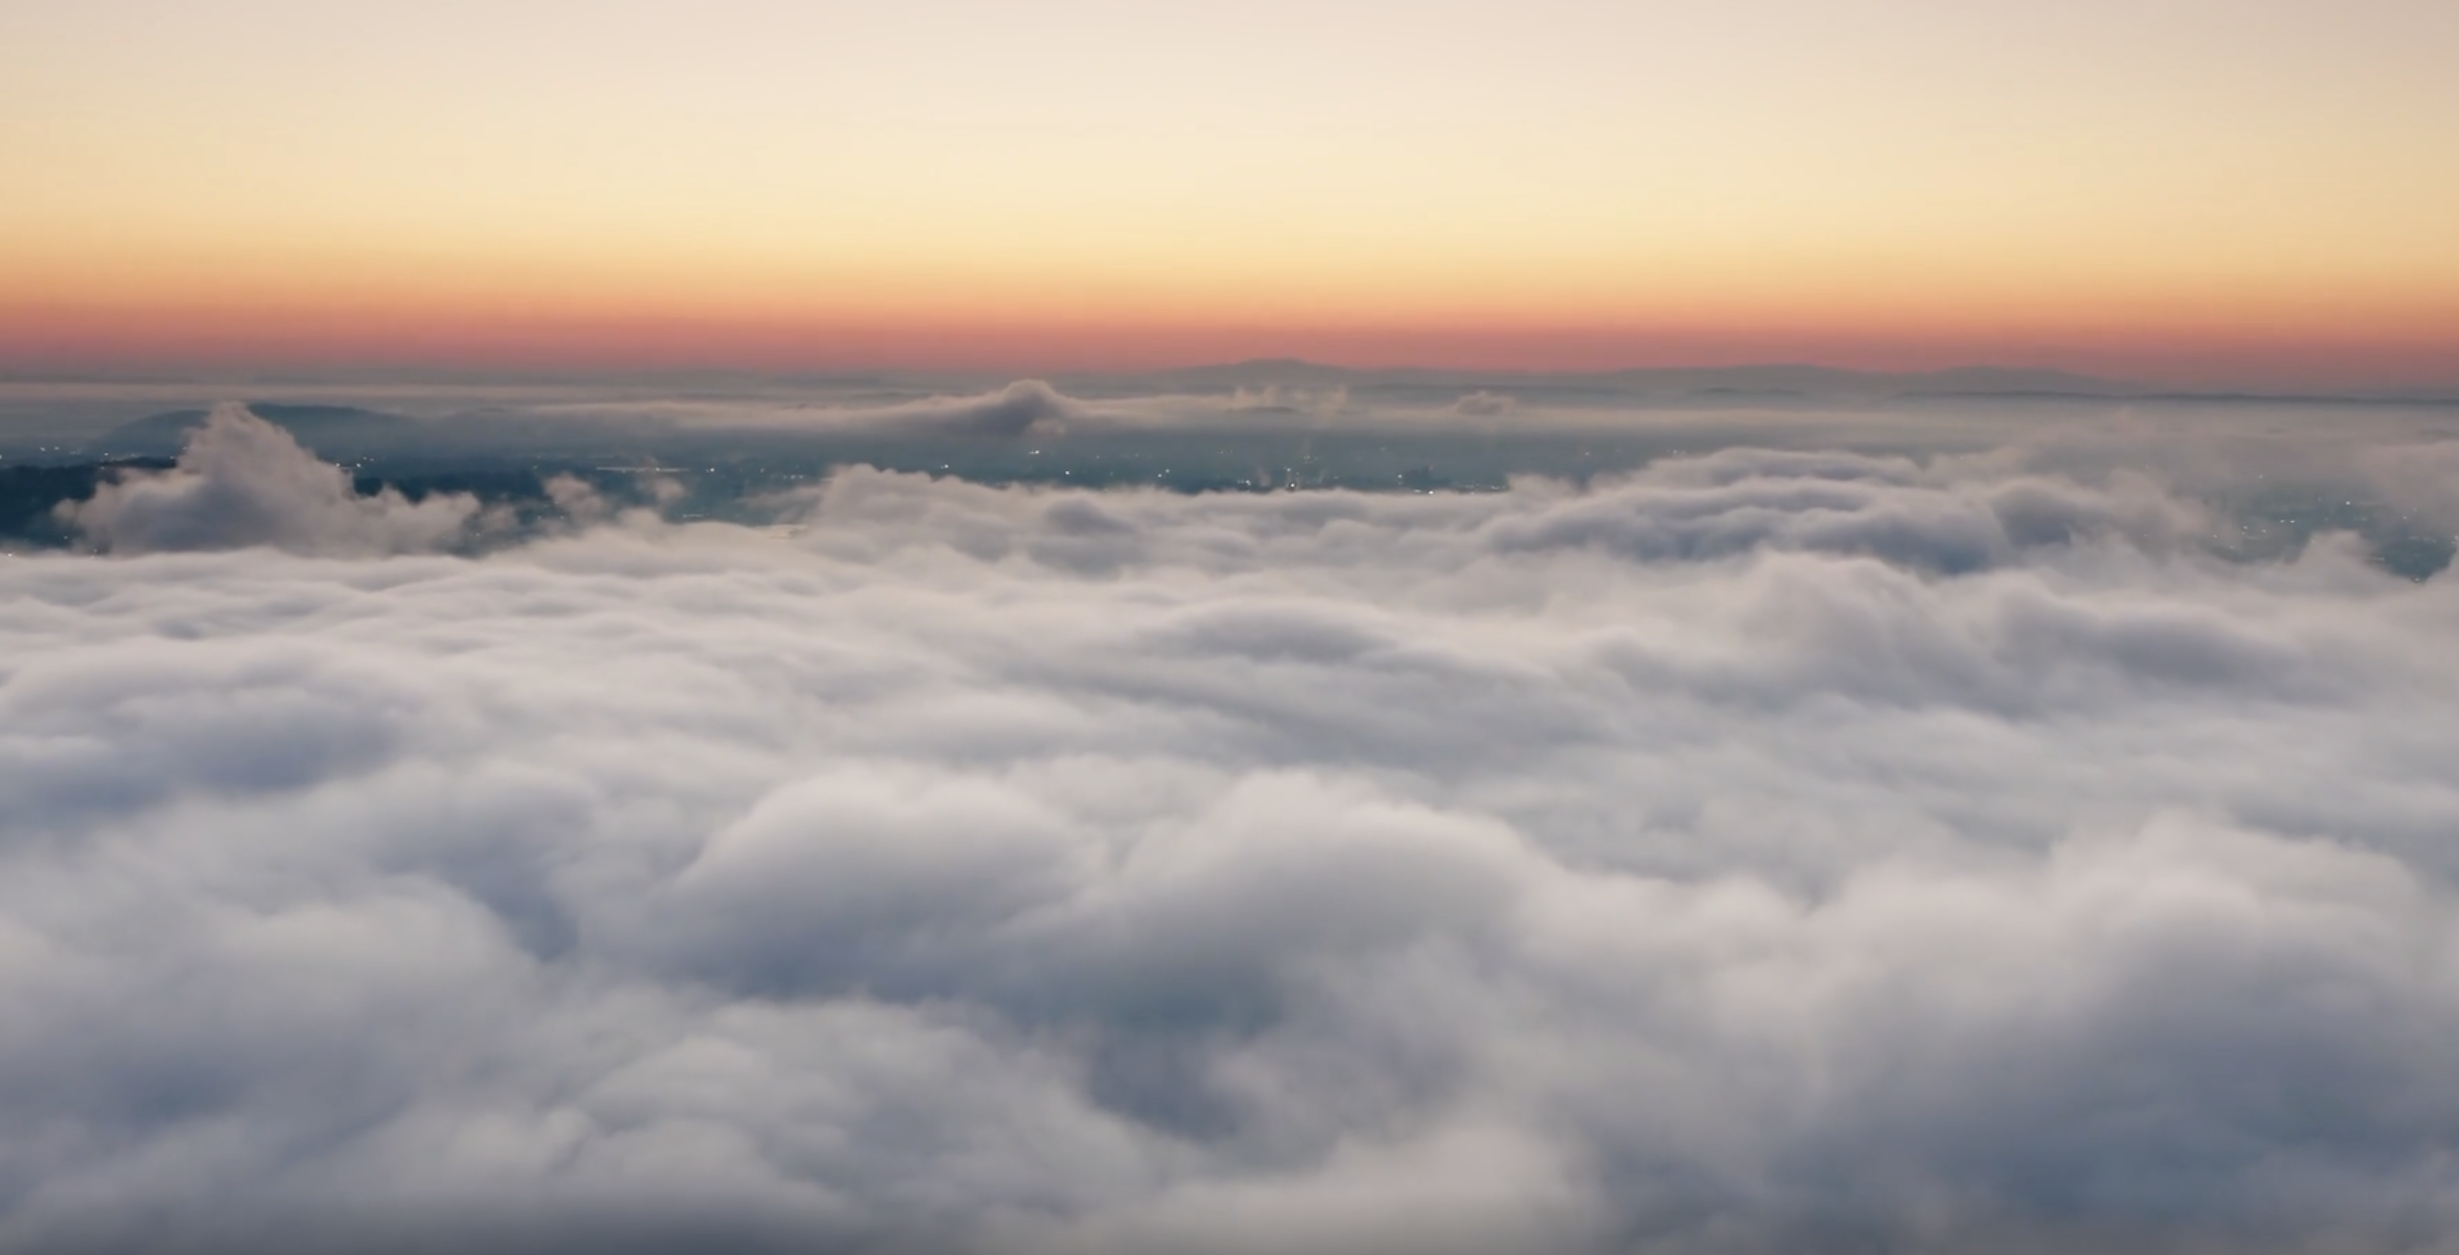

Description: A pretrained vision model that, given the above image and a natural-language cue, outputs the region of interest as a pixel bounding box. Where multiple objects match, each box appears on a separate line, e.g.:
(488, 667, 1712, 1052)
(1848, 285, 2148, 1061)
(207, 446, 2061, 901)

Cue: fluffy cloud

(64, 404, 480, 555)
(3, 423, 2459, 1252)
(1453, 389, 1517, 417)
(1228, 383, 1351, 417)
(870, 379, 1083, 437)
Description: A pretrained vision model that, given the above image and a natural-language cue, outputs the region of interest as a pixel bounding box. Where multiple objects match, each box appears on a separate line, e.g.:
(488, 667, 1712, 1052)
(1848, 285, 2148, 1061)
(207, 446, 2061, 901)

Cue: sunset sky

(5, 0, 2456, 385)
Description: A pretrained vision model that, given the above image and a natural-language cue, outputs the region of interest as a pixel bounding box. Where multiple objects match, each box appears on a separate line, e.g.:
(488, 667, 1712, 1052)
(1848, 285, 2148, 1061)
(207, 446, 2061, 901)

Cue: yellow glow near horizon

(5, 0, 2457, 383)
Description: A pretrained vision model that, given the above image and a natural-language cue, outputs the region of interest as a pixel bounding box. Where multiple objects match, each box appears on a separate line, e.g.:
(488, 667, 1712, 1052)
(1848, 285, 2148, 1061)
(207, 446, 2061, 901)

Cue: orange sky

(5, 0, 2457, 387)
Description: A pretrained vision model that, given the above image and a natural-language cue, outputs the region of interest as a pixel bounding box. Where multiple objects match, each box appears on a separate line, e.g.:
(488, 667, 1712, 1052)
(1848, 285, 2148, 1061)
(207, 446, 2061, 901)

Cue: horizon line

(9, 358, 2459, 402)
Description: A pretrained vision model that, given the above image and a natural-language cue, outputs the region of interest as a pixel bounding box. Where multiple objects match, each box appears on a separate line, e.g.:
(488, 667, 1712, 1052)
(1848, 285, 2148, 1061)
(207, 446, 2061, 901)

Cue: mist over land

(6, 365, 2456, 576)
(0, 372, 2457, 1252)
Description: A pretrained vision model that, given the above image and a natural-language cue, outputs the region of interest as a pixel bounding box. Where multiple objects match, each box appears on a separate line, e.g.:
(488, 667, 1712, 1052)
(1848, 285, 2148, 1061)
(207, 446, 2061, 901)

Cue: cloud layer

(3, 422, 2458, 1253)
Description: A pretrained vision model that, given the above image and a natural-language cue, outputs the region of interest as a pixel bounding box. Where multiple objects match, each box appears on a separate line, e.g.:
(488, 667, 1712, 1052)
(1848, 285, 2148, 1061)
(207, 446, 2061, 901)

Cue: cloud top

(873, 379, 1084, 437)
(64, 403, 479, 555)
(2, 420, 2458, 1252)
(1453, 389, 1517, 417)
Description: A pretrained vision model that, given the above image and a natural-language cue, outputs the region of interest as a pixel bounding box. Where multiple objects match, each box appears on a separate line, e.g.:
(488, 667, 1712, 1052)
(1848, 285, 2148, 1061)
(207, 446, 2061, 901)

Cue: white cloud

(1454, 390, 1517, 417)
(1228, 384, 1351, 417)
(867, 379, 1083, 437)
(63, 403, 479, 555)
(2, 422, 2459, 1251)
(570, 379, 1093, 437)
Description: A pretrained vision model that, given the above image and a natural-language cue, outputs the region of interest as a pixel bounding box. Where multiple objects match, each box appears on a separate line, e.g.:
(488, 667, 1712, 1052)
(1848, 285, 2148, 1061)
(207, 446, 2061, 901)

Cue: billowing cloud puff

(1454, 389, 1517, 417)
(874, 379, 1083, 437)
(506, 379, 1091, 435)
(3, 424, 2459, 1253)
(64, 403, 479, 555)
(1228, 383, 1350, 416)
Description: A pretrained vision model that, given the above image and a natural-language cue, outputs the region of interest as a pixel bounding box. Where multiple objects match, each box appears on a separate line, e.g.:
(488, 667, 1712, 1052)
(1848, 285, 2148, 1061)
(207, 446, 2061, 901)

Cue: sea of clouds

(5, 404, 2459, 1253)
